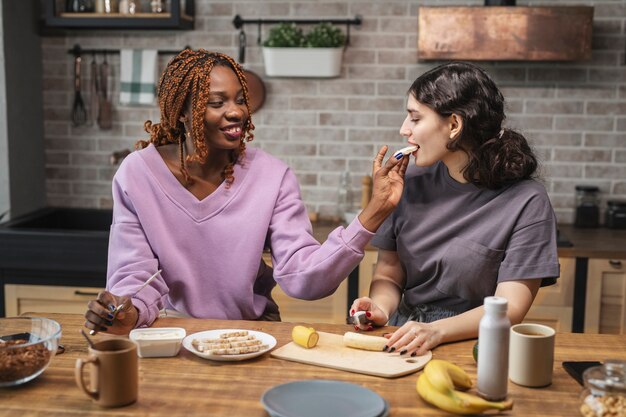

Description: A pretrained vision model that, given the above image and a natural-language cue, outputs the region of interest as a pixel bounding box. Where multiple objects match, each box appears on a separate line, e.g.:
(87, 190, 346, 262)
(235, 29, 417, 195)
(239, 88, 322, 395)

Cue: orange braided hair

(137, 49, 255, 187)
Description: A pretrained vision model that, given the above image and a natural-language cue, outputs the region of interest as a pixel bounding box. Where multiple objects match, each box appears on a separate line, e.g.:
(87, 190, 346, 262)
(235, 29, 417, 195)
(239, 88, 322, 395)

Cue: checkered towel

(120, 49, 157, 106)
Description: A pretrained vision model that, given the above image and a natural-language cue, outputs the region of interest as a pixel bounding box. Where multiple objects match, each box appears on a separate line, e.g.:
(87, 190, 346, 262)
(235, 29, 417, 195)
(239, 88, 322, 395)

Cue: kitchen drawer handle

(74, 290, 100, 297)
(608, 260, 623, 268)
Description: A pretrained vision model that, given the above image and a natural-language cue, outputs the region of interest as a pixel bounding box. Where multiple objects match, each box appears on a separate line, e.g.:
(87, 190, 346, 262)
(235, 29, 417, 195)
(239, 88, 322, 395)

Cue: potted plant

(262, 22, 346, 78)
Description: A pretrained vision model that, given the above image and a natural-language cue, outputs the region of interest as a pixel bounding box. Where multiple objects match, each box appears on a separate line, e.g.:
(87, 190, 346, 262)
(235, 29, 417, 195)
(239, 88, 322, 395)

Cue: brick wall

(41, 0, 626, 224)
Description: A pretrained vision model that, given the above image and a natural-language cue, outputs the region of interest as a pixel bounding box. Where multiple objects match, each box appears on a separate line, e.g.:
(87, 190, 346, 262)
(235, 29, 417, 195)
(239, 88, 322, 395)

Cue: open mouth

(221, 125, 243, 140)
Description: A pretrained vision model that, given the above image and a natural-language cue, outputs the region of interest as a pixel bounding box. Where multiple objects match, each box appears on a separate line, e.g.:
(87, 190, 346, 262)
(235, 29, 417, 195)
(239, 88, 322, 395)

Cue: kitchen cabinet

(357, 249, 377, 298)
(43, 0, 194, 30)
(418, 6, 593, 61)
(584, 259, 626, 334)
(264, 253, 348, 324)
(4, 284, 104, 317)
(524, 257, 575, 332)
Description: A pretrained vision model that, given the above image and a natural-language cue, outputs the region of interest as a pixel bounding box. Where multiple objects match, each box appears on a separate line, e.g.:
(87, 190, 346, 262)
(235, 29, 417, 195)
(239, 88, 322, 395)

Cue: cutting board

(271, 331, 432, 378)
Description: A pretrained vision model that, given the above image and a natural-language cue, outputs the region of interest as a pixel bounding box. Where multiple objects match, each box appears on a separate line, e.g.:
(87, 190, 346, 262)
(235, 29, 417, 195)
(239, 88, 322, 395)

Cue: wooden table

(2, 314, 625, 416)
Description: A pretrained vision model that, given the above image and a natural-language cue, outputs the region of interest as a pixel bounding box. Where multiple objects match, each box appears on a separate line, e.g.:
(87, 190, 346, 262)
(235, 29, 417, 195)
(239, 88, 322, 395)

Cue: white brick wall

(41, 0, 626, 223)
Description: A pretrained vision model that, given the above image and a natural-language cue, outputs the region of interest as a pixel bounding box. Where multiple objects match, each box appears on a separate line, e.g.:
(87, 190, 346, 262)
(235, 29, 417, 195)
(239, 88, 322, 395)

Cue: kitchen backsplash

(41, 0, 626, 224)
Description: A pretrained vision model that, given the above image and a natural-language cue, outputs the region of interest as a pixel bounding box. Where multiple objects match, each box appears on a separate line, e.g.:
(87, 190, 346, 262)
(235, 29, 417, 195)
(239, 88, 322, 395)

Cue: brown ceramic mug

(75, 338, 138, 407)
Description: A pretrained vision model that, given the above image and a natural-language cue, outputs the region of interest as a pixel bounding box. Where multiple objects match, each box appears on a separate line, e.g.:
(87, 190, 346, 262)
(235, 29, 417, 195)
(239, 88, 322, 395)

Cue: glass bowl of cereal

(0, 317, 61, 387)
(580, 360, 626, 417)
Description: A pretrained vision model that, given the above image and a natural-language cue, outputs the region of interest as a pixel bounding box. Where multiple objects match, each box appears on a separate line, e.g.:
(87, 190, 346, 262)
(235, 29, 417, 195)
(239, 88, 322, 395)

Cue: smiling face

(202, 65, 249, 151)
(399, 94, 469, 182)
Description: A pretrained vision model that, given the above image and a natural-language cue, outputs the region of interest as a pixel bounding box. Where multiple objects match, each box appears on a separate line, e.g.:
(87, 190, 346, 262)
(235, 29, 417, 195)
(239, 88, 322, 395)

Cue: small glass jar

(337, 171, 355, 223)
(575, 185, 600, 228)
(580, 360, 626, 417)
(605, 200, 626, 229)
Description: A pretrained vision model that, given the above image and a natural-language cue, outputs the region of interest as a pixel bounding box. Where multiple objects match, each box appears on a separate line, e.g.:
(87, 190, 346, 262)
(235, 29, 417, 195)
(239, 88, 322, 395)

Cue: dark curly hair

(408, 62, 537, 189)
(136, 49, 255, 187)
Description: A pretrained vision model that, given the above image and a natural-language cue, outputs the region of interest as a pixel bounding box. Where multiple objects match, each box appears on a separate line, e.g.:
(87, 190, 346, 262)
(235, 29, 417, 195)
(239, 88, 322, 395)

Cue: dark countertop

(312, 221, 626, 260)
(557, 224, 626, 259)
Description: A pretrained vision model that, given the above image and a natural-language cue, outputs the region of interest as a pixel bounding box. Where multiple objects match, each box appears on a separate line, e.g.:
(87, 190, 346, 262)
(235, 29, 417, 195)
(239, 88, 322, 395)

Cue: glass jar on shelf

(580, 360, 626, 417)
(574, 185, 600, 228)
(337, 171, 357, 224)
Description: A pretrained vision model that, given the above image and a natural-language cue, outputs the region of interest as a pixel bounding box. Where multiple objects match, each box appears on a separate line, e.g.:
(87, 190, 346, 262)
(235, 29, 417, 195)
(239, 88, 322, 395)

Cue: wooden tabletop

(3, 313, 625, 416)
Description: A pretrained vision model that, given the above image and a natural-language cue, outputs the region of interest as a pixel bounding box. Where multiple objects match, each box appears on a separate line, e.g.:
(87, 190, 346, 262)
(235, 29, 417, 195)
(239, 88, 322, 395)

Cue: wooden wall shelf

(43, 0, 194, 31)
(418, 6, 593, 61)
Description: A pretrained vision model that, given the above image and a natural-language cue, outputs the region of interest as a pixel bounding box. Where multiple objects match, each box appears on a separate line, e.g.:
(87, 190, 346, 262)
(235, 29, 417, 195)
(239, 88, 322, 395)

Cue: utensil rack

(68, 44, 191, 57)
(232, 14, 362, 45)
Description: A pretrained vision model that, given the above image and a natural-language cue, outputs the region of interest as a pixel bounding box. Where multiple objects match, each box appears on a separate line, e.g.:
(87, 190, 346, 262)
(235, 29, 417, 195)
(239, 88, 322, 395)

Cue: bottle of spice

(118, 0, 129, 14)
(477, 296, 510, 401)
(575, 185, 600, 228)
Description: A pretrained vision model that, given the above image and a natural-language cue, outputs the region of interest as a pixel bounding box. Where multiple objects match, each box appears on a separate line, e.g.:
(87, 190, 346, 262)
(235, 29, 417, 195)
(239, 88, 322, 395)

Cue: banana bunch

(416, 359, 514, 415)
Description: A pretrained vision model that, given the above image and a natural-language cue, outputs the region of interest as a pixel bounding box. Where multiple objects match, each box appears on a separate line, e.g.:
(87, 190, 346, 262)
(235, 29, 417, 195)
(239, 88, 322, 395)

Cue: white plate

(261, 380, 387, 417)
(182, 329, 276, 362)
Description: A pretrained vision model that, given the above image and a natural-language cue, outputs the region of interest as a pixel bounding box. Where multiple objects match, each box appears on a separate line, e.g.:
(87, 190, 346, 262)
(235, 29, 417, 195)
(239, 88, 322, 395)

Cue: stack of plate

(261, 380, 389, 417)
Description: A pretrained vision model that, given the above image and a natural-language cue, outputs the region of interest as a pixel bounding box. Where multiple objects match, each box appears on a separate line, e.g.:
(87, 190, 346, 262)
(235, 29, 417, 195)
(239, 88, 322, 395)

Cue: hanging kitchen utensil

(90, 54, 99, 125)
(238, 29, 266, 113)
(72, 53, 87, 126)
(98, 52, 112, 130)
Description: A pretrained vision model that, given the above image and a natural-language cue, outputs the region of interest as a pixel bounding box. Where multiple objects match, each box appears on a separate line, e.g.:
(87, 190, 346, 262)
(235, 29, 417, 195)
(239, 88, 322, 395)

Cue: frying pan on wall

(239, 30, 266, 113)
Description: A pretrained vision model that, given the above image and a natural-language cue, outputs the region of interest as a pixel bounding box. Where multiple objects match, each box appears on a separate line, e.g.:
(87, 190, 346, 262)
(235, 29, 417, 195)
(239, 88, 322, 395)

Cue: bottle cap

(484, 296, 508, 312)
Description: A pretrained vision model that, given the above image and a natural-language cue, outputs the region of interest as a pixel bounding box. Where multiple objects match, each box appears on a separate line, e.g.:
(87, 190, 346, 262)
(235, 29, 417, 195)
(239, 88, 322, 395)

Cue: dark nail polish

(105, 320, 114, 326)
(389, 347, 396, 353)
(354, 325, 359, 331)
(100, 326, 107, 331)
(411, 352, 417, 357)
(106, 313, 114, 320)
(350, 309, 355, 315)
(108, 304, 116, 312)
(365, 311, 371, 318)
(382, 345, 388, 351)
(400, 349, 407, 355)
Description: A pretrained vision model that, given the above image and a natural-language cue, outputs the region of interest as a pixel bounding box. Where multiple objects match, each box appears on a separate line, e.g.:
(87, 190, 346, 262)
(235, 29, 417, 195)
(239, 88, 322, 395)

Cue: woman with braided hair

(84, 49, 409, 334)
(350, 62, 560, 356)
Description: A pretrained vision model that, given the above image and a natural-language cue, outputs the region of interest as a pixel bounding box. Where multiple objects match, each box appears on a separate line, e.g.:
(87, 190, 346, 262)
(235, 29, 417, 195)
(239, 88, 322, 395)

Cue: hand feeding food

(393, 145, 418, 160)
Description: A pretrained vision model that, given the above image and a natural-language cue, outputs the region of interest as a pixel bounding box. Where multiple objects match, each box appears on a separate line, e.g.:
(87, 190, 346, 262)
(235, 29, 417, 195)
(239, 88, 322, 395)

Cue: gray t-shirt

(372, 161, 560, 313)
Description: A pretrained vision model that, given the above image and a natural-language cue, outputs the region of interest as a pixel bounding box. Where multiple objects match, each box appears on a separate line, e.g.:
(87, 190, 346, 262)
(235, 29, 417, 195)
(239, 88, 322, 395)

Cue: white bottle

(477, 296, 510, 401)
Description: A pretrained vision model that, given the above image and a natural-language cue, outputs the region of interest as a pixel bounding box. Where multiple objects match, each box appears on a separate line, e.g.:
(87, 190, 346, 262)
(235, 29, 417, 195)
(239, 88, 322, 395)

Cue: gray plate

(261, 380, 387, 417)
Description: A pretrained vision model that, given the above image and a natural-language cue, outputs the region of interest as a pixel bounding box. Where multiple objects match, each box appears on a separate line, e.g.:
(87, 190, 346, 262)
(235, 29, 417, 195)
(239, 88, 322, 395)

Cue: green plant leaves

(263, 22, 345, 48)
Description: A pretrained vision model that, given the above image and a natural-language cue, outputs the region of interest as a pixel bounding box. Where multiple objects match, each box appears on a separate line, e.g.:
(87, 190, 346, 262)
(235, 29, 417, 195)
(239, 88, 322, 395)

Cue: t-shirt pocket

(436, 237, 504, 302)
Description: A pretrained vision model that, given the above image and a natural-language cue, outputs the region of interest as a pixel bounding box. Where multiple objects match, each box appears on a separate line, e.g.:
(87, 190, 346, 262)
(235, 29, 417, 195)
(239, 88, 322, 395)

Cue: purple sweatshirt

(107, 145, 374, 327)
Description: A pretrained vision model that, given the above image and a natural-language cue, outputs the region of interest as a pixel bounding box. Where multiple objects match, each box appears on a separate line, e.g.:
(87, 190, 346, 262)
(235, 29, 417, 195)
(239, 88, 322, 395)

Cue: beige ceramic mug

(508, 323, 555, 387)
(75, 338, 138, 407)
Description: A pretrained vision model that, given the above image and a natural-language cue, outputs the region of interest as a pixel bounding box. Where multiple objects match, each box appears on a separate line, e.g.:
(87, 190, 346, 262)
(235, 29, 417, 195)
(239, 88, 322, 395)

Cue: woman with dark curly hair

(350, 62, 559, 356)
(83, 49, 408, 334)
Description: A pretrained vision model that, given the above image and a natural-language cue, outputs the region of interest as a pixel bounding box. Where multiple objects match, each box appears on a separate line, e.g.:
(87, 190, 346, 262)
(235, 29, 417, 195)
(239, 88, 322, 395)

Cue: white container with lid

(129, 327, 186, 358)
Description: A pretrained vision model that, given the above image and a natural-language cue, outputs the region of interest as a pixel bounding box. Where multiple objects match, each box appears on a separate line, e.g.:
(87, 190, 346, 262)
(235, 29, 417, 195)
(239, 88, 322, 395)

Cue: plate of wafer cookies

(182, 329, 277, 362)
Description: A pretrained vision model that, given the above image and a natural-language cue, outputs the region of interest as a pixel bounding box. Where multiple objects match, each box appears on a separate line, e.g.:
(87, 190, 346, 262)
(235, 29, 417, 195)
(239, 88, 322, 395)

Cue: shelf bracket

(68, 44, 191, 57)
